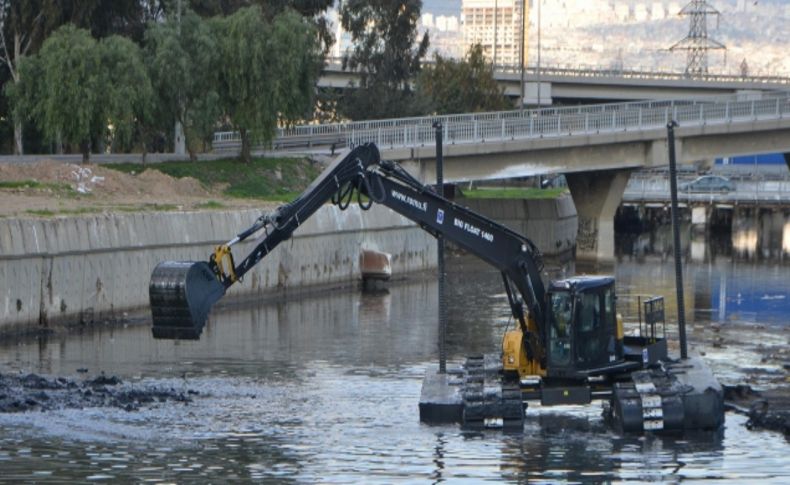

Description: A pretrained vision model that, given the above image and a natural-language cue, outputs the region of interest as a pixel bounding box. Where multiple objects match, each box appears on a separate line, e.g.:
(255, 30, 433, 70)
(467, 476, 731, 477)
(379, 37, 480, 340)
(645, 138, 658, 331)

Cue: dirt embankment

(0, 160, 266, 217)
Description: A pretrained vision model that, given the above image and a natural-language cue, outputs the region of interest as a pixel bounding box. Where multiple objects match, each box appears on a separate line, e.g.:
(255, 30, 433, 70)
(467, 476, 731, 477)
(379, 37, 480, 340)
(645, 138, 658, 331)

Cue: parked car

(679, 175, 735, 193)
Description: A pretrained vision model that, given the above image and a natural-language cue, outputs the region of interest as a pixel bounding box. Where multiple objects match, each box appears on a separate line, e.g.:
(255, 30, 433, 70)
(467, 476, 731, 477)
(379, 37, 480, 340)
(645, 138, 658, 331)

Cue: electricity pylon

(670, 0, 726, 76)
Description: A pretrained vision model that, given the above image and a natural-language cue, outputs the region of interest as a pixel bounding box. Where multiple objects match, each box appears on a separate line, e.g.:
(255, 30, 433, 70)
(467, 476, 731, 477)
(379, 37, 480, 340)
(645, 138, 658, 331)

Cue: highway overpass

(319, 59, 790, 104)
(214, 92, 790, 262)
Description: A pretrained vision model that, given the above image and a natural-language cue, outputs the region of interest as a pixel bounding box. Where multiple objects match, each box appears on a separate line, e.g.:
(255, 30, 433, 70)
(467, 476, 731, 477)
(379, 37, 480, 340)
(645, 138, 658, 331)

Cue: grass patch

(106, 156, 320, 200)
(114, 203, 180, 212)
(461, 187, 568, 200)
(0, 179, 78, 197)
(26, 209, 56, 217)
(195, 200, 225, 209)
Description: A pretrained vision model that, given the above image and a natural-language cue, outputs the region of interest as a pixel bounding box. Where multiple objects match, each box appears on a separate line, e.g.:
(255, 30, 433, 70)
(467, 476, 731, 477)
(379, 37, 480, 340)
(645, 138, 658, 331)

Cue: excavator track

(462, 355, 525, 431)
(149, 261, 225, 340)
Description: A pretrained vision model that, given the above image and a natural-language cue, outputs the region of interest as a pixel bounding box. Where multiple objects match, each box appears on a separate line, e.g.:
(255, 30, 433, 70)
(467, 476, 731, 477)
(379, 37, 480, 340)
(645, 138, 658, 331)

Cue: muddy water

(1, 228, 789, 482)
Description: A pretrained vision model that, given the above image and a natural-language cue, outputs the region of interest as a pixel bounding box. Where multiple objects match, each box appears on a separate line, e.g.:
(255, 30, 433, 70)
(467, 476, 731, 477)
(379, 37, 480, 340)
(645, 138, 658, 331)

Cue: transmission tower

(669, 0, 726, 76)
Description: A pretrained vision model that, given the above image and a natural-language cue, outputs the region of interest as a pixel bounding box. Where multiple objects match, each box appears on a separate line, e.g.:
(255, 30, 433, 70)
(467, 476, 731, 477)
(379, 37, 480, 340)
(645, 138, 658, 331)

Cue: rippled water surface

(1, 230, 789, 483)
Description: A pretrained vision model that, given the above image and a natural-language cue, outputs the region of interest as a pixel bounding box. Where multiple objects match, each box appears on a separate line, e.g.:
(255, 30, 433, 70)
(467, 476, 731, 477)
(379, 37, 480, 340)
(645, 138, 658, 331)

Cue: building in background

(461, 0, 529, 66)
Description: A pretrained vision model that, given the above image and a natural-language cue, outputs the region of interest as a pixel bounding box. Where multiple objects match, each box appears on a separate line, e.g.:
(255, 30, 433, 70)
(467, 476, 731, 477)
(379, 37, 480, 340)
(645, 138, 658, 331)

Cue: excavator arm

(149, 144, 547, 352)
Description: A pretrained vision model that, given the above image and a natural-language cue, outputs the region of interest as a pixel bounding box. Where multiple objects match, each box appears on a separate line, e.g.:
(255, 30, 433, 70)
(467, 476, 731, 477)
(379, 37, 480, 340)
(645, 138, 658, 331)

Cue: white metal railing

(623, 178, 790, 203)
(212, 91, 790, 153)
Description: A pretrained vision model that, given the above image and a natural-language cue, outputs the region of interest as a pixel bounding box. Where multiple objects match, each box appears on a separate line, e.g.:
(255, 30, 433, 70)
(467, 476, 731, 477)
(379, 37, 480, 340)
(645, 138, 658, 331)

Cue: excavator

(148, 143, 723, 433)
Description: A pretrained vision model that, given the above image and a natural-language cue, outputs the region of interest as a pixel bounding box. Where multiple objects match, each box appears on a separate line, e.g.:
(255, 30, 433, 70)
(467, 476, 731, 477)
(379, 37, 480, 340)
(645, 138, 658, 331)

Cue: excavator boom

(149, 144, 546, 343)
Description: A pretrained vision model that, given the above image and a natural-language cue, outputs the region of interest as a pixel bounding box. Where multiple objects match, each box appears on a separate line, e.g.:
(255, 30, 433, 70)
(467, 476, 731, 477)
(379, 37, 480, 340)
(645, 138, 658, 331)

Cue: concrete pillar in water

(566, 169, 632, 262)
(691, 206, 708, 228)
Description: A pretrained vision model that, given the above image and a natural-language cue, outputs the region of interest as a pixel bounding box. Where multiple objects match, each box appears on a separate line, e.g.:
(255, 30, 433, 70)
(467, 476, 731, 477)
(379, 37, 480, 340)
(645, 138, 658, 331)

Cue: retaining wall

(457, 195, 578, 255)
(0, 205, 437, 334)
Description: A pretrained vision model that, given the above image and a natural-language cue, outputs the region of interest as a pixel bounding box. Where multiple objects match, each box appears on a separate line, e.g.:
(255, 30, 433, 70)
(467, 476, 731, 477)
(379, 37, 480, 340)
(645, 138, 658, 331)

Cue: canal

(0, 215, 789, 483)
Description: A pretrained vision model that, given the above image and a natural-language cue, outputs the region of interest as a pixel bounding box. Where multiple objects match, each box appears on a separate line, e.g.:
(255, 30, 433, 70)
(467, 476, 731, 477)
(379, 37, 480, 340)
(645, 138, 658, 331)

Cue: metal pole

(434, 122, 447, 373)
(493, 0, 498, 68)
(666, 121, 688, 359)
(519, 0, 526, 110)
(537, 0, 541, 107)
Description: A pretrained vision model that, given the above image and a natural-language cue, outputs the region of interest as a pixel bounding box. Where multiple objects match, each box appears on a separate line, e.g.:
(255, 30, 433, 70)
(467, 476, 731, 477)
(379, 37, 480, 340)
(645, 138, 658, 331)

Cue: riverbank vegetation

(1, 1, 508, 161)
(106, 156, 322, 201)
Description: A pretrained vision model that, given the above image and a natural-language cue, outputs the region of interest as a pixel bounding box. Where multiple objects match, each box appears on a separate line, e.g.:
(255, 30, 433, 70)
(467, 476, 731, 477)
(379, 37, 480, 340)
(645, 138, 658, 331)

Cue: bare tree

(0, 0, 46, 155)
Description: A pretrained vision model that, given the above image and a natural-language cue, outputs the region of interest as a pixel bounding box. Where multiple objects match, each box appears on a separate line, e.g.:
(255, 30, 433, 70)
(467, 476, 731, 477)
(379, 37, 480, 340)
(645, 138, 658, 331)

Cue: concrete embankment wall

(0, 205, 437, 335)
(457, 195, 578, 256)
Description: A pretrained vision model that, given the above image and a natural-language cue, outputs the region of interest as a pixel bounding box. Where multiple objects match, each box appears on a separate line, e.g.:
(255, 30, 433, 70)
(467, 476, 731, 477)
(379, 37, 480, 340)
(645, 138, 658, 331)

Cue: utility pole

(669, 0, 726, 77)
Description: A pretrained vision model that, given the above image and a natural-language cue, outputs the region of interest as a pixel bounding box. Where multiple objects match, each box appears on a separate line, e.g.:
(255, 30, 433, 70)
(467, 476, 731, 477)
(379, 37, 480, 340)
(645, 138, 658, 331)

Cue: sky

(422, 0, 462, 17)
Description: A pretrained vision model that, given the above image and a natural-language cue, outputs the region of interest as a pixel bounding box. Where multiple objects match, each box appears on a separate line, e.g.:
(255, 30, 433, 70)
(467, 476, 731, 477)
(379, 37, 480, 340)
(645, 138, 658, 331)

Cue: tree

(0, 0, 51, 155)
(100, 35, 154, 153)
(10, 25, 153, 162)
(145, 7, 220, 159)
(213, 7, 321, 163)
(28, 25, 103, 162)
(339, 0, 430, 120)
(417, 44, 509, 115)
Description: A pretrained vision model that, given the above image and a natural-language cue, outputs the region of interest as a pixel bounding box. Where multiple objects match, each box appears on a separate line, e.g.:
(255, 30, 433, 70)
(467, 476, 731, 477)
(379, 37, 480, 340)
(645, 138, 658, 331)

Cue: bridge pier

(566, 169, 632, 262)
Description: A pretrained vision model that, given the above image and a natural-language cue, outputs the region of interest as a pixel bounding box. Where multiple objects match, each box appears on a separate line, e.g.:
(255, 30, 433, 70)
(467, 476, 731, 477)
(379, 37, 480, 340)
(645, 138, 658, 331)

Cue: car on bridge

(680, 175, 735, 193)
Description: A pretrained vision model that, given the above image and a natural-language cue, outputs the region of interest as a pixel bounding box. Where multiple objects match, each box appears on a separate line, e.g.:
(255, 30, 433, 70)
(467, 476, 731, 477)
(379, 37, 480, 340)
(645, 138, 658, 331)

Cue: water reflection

(783, 220, 790, 256)
(0, 240, 789, 481)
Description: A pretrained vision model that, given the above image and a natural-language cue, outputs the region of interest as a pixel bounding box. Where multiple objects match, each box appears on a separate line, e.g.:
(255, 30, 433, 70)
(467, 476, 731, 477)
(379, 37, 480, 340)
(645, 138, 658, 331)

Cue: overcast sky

(422, 0, 462, 17)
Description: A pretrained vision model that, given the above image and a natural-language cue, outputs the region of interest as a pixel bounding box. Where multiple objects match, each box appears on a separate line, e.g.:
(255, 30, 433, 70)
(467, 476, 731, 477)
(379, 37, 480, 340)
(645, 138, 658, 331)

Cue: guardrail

(323, 57, 790, 86)
(213, 91, 790, 154)
(623, 178, 790, 204)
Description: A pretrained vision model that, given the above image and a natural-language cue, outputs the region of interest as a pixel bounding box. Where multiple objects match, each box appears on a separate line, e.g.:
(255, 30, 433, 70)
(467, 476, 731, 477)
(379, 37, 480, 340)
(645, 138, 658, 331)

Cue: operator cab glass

(546, 277, 619, 375)
(548, 291, 573, 366)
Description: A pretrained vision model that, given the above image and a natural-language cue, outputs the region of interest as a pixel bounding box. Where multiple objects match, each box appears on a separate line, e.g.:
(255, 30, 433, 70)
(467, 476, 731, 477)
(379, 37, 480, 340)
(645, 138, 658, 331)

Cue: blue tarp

(716, 153, 787, 165)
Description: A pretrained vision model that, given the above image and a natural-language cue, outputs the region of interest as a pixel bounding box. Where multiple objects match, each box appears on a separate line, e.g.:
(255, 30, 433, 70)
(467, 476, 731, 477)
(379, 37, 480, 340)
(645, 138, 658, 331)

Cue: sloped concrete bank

(0, 205, 437, 335)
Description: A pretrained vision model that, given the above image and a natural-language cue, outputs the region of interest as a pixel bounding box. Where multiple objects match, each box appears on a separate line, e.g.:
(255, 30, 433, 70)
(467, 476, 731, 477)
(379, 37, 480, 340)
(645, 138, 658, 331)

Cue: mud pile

(0, 160, 209, 198)
(0, 372, 197, 413)
(724, 384, 790, 436)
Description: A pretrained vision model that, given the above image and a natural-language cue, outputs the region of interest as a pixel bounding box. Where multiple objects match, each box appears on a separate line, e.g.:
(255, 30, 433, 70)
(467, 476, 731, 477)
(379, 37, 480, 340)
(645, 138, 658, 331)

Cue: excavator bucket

(149, 261, 225, 340)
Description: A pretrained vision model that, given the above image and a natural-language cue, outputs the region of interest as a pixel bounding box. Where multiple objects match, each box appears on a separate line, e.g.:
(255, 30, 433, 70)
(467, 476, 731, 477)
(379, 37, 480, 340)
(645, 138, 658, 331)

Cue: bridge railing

(212, 97, 715, 151)
(213, 91, 790, 153)
(323, 57, 790, 85)
(347, 92, 790, 149)
(623, 178, 790, 204)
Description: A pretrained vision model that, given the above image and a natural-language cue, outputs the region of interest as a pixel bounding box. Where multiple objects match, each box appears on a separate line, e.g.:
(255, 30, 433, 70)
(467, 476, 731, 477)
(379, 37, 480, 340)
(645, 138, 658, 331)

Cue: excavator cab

(544, 276, 624, 379)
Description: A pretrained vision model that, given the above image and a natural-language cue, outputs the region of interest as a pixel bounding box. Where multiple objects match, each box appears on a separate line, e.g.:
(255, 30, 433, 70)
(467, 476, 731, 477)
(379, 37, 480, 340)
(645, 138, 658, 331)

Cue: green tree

(10, 25, 153, 162)
(213, 7, 321, 163)
(101, 35, 154, 153)
(188, 0, 334, 53)
(418, 44, 509, 115)
(145, 7, 220, 159)
(29, 25, 103, 161)
(339, 0, 430, 120)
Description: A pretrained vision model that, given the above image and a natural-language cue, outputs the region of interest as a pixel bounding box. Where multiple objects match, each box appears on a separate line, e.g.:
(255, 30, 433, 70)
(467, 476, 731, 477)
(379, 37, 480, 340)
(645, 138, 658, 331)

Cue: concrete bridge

(623, 177, 790, 207)
(320, 59, 790, 103)
(214, 92, 790, 262)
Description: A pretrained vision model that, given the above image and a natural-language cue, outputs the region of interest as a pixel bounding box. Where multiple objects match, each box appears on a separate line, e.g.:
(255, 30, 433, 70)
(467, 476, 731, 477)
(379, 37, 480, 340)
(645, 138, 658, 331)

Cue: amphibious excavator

(148, 143, 723, 433)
